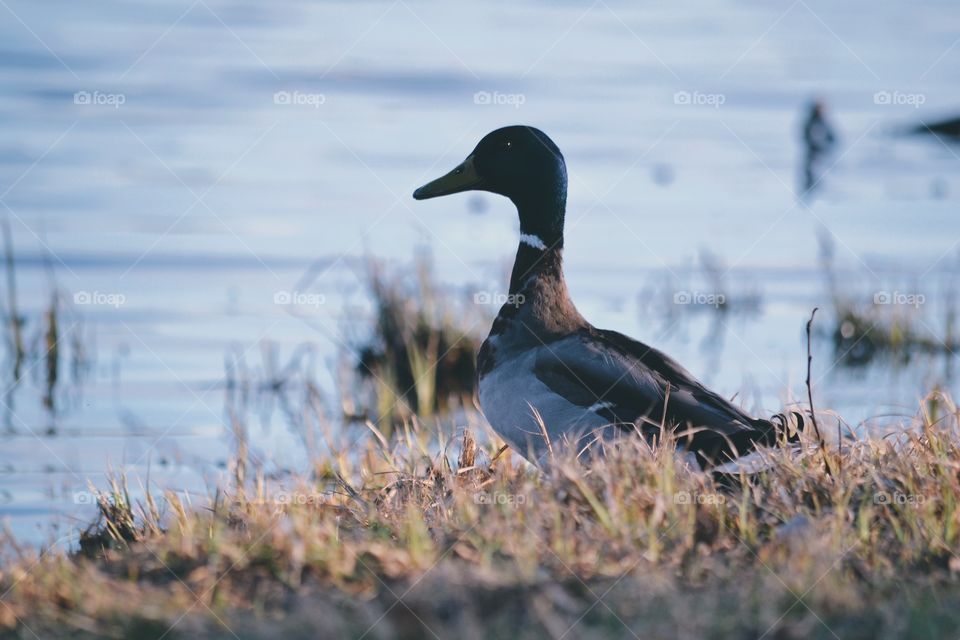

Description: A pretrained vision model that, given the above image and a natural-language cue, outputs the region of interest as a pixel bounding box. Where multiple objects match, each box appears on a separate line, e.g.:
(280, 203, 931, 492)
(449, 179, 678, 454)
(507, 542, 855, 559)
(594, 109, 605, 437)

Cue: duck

(910, 115, 960, 140)
(413, 125, 801, 468)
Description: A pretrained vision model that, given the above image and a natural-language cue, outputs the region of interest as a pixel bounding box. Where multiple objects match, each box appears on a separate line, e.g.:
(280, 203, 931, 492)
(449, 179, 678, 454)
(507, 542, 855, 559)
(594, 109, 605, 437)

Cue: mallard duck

(414, 125, 800, 467)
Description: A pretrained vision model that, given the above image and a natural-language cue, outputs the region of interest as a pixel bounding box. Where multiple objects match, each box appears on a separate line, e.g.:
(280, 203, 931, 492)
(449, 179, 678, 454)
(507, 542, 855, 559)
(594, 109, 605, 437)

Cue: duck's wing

(533, 327, 780, 461)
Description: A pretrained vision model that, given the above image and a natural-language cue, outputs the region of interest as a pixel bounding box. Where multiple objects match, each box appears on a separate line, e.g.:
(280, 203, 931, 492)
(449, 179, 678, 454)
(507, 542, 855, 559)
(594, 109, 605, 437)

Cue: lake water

(0, 0, 958, 543)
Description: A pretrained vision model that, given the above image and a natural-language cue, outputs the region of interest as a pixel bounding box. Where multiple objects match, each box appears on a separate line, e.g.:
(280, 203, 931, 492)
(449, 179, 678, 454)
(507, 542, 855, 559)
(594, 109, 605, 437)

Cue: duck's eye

(503, 141, 513, 150)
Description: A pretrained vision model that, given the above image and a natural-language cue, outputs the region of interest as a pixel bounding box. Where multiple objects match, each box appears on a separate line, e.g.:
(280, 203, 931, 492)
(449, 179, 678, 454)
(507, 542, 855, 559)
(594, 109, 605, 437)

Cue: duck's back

(478, 309, 784, 465)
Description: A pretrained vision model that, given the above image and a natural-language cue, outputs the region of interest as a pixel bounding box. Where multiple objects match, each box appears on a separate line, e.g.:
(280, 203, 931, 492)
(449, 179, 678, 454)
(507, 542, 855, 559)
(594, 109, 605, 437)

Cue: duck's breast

(477, 341, 611, 464)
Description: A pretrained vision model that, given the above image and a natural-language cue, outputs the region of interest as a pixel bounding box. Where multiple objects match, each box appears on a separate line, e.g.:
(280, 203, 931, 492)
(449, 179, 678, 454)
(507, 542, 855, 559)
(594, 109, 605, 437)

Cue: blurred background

(0, 0, 958, 543)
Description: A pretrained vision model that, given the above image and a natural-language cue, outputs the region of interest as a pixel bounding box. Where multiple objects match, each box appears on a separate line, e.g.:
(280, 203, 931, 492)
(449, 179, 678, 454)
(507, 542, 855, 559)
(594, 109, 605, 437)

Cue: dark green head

(413, 126, 568, 248)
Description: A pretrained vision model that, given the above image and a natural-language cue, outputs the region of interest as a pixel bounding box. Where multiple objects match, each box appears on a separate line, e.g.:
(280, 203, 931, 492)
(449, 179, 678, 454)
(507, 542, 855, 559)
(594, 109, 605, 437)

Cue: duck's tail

(767, 411, 808, 444)
(708, 411, 810, 480)
(693, 411, 807, 469)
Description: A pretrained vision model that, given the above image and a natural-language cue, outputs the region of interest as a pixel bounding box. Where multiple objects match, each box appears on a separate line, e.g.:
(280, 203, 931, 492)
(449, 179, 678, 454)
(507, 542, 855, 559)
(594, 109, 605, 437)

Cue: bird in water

(414, 125, 801, 468)
(910, 115, 960, 140)
(800, 100, 837, 195)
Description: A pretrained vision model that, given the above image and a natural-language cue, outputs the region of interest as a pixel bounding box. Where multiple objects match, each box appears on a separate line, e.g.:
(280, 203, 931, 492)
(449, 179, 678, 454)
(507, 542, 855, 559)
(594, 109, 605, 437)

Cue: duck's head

(413, 125, 567, 248)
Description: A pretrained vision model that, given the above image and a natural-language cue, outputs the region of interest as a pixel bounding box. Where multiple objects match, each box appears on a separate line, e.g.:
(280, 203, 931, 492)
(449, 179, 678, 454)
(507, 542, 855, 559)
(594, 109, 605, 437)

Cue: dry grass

(2, 394, 960, 639)
(350, 251, 483, 432)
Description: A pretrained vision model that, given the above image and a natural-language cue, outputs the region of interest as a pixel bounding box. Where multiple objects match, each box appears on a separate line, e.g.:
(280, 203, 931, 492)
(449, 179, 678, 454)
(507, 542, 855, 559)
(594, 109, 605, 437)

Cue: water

(0, 0, 958, 543)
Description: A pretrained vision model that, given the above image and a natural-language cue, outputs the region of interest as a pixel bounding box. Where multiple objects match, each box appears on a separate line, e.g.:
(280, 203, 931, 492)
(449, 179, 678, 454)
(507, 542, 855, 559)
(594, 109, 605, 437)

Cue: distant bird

(800, 100, 837, 194)
(414, 126, 801, 468)
(911, 115, 960, 140)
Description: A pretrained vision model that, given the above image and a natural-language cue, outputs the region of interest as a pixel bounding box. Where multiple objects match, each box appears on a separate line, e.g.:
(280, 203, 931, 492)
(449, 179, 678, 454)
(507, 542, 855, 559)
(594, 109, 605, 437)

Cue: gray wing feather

(534, 328, 776, 457)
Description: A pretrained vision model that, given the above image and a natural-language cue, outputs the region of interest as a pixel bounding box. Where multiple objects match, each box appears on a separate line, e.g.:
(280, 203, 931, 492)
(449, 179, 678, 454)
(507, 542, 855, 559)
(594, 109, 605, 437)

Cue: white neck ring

(519, 233, 547, 250)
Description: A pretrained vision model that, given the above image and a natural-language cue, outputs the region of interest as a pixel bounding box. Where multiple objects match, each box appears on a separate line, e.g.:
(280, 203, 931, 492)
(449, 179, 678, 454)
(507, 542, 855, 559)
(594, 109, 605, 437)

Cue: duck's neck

(509, 238, 563, 295)
(509, 190, 566, 295)
(506, 240, 584, 335)
(500, 180, 583, 332)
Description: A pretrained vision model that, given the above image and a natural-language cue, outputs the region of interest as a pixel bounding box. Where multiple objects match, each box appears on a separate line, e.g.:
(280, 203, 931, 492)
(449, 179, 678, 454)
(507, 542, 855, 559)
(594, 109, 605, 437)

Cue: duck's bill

(413, 154, 483, 200)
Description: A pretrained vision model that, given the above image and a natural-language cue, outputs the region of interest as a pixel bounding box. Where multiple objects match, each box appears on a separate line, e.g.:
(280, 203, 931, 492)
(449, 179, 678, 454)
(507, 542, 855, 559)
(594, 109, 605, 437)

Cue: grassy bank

(1, 393, 959, 639)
